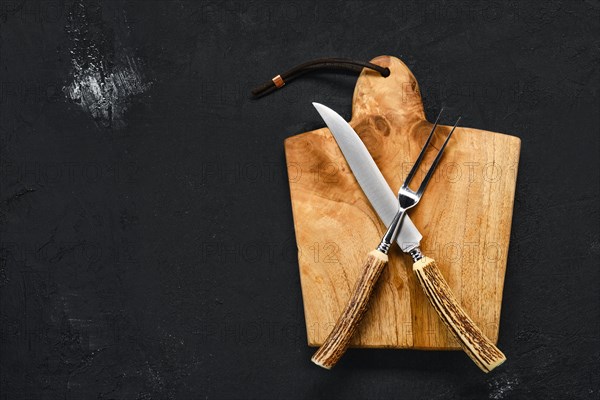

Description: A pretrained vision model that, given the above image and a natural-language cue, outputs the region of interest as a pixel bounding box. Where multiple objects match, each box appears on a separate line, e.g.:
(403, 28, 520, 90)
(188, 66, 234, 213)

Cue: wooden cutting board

(284, 56, 520, 349)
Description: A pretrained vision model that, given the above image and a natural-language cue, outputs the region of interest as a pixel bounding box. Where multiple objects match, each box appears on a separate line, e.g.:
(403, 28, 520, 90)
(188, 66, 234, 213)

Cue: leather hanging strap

(251, 58, 390, 98)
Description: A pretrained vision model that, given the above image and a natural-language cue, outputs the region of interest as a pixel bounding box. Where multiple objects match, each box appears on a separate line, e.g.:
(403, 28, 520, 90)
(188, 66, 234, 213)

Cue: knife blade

(311, 102, 506, 372)
(313, 103, 422, 253)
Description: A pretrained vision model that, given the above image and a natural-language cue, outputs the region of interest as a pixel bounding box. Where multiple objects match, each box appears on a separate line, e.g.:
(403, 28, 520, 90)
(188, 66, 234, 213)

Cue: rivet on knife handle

(413, 256, 506, 372)
(311, 250, 388, 369)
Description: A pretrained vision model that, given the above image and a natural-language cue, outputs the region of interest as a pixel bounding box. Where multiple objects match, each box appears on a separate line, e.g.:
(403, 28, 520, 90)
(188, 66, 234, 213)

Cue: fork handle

(413, 257, 506, 372)
(311, 250, 388, 369)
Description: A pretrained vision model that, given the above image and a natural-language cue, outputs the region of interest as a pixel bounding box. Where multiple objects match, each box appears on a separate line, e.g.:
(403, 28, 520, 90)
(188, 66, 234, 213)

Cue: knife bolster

(413, 257, 506, 372)
(312, 250, 388, 369)
(409, 247, 424, 262)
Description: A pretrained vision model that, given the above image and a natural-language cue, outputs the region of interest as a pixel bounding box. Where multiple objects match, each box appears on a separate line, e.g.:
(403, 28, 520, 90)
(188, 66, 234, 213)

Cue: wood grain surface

(284, 56, 521, 349)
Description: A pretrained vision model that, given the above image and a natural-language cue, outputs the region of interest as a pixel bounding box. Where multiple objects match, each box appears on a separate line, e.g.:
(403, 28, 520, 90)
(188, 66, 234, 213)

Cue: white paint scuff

(488, 375, 520, 399)
(65, 54, 151, 128)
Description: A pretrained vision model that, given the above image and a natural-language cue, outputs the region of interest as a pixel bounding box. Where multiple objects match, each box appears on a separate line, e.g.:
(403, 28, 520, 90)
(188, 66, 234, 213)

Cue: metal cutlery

(311, 103, 506, 372)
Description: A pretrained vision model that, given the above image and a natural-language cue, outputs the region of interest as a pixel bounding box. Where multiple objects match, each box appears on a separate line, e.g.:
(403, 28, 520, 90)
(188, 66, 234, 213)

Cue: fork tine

(402, 108, 444, 189)
(416, 116, 461, 197)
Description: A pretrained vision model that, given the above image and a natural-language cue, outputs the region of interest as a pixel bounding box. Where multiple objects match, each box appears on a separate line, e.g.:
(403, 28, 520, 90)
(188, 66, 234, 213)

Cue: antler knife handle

(311, 250, 388, 369)
(413, 257, 506, 372)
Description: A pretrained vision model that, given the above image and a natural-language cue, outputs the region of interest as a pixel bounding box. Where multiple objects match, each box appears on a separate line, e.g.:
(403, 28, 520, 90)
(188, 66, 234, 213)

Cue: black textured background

(1, 1, 599, 399)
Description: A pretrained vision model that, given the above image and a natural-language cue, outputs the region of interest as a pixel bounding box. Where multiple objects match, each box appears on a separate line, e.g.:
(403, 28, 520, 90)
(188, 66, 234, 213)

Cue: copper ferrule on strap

(272, 75, 285, 88)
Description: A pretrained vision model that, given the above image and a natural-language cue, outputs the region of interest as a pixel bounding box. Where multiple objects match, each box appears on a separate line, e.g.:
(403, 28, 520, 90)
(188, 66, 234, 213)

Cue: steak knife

(312, 102, 506, 372)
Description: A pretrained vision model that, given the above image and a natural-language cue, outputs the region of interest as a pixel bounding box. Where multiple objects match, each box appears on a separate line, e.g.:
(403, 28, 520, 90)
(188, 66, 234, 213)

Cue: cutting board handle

(351, 55, 426, 124)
